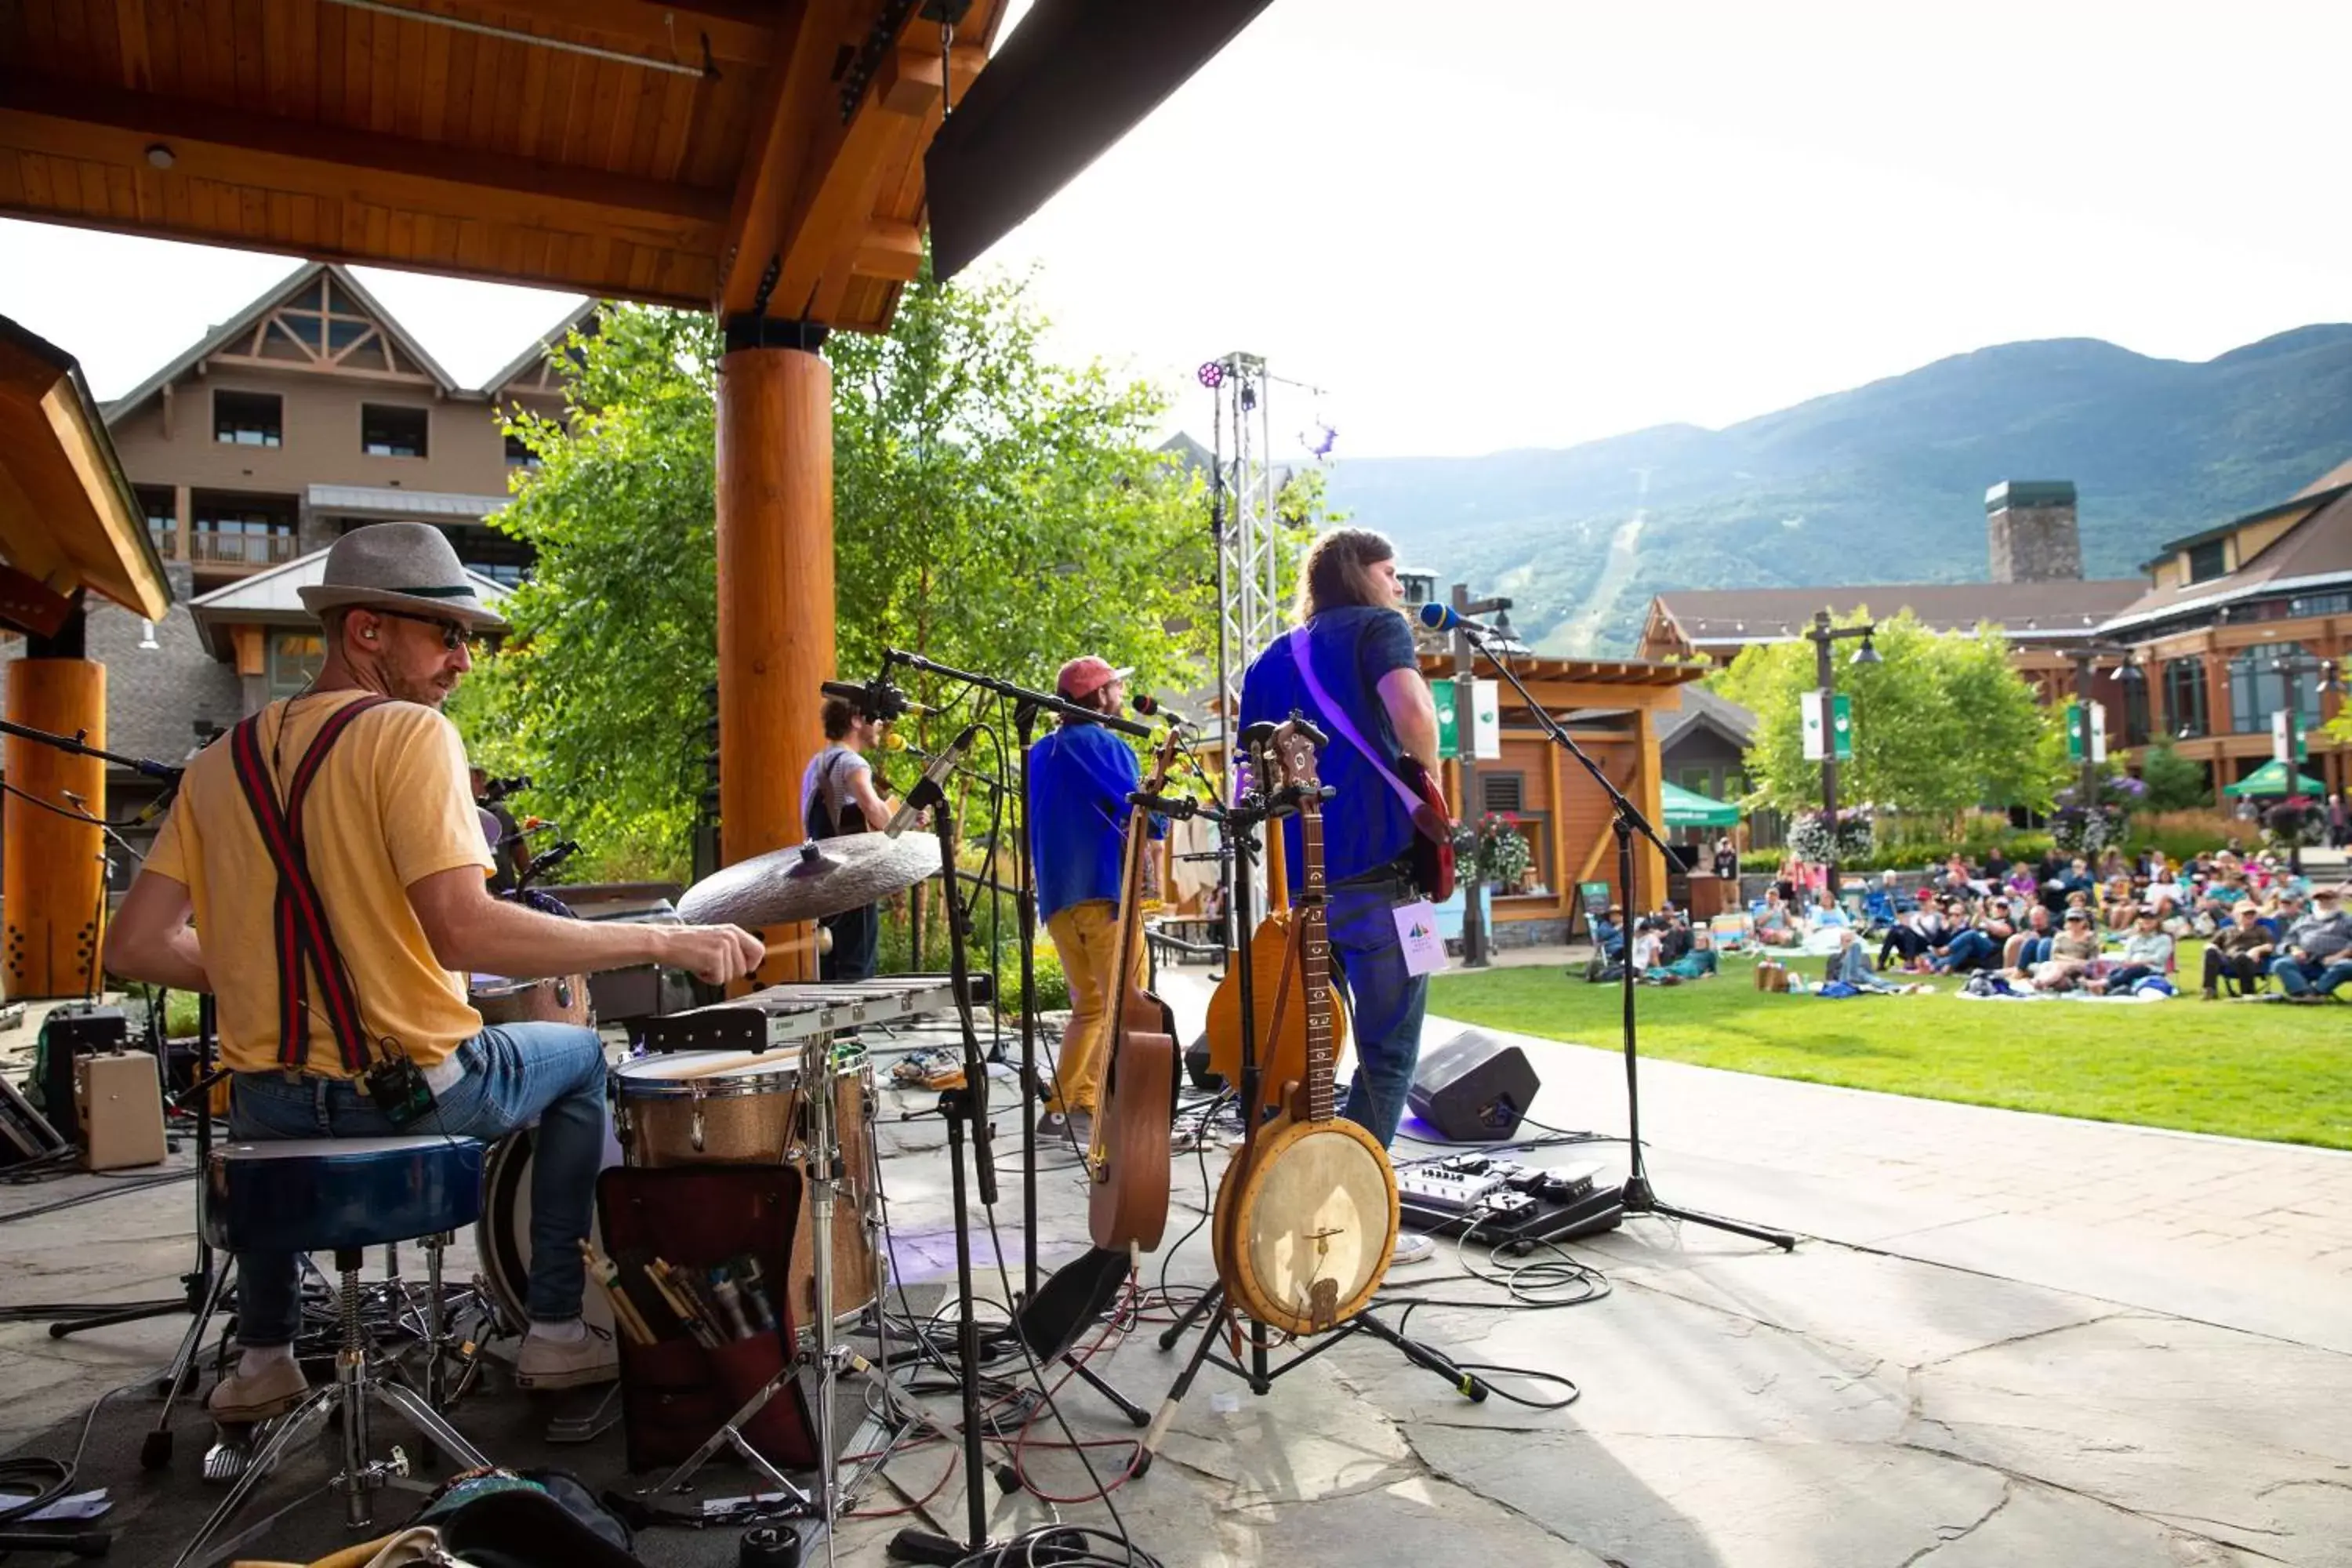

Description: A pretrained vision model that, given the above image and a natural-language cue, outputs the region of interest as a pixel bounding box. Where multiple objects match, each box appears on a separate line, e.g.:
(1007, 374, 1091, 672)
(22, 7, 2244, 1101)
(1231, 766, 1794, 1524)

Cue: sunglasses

(381, 609, 488, 654)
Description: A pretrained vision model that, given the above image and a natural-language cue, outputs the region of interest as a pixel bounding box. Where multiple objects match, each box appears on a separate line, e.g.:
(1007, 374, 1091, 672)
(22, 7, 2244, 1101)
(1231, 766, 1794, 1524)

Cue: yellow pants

(1044, 899, 1145, 1114)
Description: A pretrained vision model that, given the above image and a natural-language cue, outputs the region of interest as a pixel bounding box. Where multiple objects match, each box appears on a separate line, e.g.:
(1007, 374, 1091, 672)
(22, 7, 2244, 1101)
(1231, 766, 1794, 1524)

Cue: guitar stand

(1132, 760, 1486, 1479)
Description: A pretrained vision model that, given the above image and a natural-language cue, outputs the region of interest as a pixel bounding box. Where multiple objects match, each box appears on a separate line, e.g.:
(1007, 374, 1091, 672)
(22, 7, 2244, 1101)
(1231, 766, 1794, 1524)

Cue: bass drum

(477, 1122, 625, 1339)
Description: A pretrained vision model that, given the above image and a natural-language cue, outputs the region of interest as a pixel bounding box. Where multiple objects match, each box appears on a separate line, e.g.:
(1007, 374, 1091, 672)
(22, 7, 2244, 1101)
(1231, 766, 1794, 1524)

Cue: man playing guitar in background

(104, 524, 763, 1422)
(1240, 528, 1443, 1265)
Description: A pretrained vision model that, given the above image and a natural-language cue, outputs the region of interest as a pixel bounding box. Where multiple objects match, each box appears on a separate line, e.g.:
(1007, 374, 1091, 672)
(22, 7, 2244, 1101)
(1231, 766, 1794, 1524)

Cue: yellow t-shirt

(146, 691, 494, 1077)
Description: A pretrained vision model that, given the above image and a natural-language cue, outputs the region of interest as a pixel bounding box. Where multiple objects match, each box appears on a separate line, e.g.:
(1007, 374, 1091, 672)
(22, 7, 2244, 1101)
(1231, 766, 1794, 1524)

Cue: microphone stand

(1459, 624, 1794, 1250)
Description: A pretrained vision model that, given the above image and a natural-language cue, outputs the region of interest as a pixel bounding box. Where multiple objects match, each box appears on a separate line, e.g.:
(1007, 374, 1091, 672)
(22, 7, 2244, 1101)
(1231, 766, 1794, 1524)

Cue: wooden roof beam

(720, 0, 863, 316)
(0, 74, 727, 253)
(397, 0, 782, 68)
(775, 42, 982, 318)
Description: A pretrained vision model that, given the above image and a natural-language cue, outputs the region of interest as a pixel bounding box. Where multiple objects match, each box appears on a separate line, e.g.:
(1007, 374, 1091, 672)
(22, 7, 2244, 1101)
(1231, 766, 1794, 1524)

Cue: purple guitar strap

(1286, 626, 1435, 833)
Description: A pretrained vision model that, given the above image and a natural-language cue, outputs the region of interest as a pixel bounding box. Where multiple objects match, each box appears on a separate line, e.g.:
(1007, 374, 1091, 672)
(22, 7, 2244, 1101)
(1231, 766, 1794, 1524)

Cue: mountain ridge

(1323, 325, 2352, 652)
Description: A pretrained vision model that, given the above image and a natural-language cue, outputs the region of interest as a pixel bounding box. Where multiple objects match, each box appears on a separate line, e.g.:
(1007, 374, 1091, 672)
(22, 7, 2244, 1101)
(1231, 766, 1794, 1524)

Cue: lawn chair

(1861, 889, 1896, 933)
(1710, 913, 1751, 953)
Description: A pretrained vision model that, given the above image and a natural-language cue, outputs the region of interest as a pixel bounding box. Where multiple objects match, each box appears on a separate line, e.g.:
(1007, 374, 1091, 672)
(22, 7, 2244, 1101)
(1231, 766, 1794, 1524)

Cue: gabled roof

(2140, 485, 2348, 566)
(185, 544, 510, 658)
(1649, 579, 2146, 646)
(307, 485, 510, 522)
(2100, 487, 2352, 635)
(1657, 685, 1757, 751)
(482, 302, 597, 402)
(103, 262, 461, 424)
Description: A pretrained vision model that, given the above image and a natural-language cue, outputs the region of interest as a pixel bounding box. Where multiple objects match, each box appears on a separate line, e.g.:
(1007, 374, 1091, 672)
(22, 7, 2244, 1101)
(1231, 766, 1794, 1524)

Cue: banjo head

(1222, 1119, 1399, 1337)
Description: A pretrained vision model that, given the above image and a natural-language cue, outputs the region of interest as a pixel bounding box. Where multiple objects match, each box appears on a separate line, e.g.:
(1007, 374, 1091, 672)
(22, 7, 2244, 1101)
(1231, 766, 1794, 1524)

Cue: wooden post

(4, 656, 107, 1000)
(1632, 707, 1667, 909)
(174, 483, 193, 563)
(715, 339, 833, 982)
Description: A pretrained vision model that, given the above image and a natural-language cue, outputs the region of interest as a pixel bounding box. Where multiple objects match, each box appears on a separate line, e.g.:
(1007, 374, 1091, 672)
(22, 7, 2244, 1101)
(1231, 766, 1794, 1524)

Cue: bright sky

(4, 0, 2346, 457)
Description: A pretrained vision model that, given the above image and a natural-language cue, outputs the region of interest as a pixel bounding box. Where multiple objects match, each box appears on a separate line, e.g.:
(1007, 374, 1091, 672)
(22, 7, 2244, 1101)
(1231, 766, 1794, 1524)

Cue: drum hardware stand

(874, 649, 1151, 1298)
(1134, 749, 1490, 1477)
(1468, 625, 1795, 1252)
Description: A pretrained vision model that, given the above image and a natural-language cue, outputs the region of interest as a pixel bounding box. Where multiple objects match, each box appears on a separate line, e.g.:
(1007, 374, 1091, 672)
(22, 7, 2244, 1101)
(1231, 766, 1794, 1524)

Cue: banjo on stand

(1213, 717, 1399, 1337)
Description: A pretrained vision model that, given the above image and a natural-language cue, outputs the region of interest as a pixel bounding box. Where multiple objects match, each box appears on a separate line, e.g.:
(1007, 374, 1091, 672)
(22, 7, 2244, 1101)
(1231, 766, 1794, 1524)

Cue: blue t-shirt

(1239, 606, 1420, 887)
(1027, 720, 1146, 923)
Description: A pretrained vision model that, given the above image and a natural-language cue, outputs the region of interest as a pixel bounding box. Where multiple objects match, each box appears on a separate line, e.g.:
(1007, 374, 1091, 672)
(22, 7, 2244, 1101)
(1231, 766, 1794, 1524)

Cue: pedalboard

(1397, 1153, 1623, 1251)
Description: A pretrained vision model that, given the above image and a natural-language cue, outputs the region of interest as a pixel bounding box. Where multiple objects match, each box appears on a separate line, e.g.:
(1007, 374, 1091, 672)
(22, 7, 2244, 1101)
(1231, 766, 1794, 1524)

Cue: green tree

(2136, 740, 2212, 811)
(452, 265, 1313, 880)
(1709, 610, 2061, 826)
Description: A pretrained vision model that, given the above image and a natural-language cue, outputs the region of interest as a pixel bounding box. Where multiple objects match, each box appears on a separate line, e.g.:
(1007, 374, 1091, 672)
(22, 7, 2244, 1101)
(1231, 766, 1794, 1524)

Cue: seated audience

(2088, 908, 2173, 993)
(2003, 904, 2056, 970)
(2024, 909, 2101, 991)
(2202, 902, 2274, 999)
(1755, 890, 1799, 947)
(2270, 886, 2352, 1001)
(1648, 928, 1719, 983)
(1826, 927, 1903, 993)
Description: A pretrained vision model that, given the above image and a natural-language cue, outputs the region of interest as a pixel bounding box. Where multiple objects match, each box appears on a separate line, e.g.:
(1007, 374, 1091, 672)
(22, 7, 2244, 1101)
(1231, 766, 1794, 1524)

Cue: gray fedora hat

(296, 522, 508, 633)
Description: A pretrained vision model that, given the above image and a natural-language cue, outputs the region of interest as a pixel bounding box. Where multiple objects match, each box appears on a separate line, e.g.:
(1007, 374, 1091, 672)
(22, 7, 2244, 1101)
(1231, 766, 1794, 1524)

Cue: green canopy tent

(1661, 780, 1742, 829)
(2221, 759, 2327, 797)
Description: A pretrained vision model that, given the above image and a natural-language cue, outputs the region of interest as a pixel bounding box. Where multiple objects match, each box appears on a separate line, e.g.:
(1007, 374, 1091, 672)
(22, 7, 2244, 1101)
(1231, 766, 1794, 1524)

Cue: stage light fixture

(1197, 361, 1225, 388)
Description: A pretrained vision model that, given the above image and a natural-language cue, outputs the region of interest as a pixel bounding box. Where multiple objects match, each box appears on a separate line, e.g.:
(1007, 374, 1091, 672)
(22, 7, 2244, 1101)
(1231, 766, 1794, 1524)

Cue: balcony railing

(190, 530, 299, 566)
(148, 526, 177, 560)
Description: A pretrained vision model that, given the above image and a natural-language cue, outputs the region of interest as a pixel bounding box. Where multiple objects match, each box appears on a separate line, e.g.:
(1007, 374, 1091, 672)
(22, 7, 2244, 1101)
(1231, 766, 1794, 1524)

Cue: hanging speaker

(1406, 1031, 1539, 1142)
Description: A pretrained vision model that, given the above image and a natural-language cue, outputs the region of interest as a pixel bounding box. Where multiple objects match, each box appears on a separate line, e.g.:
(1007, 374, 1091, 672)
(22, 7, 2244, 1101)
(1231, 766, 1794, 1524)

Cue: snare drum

(477, 1122, 625, 1338)
(470, 973, 593, 1029)
(608, 1049, 882, 1325)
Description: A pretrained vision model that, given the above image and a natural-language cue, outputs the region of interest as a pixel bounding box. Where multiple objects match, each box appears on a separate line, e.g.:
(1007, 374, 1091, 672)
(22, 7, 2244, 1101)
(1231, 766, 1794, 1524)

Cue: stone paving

(1, 974, 2347, 1566)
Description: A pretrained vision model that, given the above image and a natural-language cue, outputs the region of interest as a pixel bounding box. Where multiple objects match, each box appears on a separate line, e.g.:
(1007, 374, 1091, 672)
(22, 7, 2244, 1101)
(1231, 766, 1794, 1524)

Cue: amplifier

(38, 1004, 129, 1147)
(75, 1051, 169, 1171)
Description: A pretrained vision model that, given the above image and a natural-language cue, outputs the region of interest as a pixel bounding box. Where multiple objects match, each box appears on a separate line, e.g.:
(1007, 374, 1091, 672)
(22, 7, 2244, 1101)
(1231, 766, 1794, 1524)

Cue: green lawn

(1428, 945, 2352, 1150)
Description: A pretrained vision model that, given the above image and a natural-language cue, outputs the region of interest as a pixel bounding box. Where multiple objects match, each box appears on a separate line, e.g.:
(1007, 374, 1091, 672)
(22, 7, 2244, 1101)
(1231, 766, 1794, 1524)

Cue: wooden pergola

(1417, 652, 1711, 928)
(0, 0, 1269, 986)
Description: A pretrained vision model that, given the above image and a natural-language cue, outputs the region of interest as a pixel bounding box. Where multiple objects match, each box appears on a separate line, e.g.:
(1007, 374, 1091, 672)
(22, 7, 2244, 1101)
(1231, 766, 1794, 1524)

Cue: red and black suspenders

(225, 695, 390, 1072)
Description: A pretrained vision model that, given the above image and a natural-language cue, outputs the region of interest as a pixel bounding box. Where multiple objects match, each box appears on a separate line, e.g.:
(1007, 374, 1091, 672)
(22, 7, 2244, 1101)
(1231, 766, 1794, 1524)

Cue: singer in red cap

(1027, 655, 1156, 1145)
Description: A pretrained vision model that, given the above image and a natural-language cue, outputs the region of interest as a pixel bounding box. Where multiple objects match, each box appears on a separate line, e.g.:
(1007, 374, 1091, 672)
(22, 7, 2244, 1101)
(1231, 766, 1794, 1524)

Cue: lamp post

(1450, 583, 1512, 967)
(2063, 644, 2146, 809)
(1803, 611, 1878, 898)
(2265, 652, 2341, 875)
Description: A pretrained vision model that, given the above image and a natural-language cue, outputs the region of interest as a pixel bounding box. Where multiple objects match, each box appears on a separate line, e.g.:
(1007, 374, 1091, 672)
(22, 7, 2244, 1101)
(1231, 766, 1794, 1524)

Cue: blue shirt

(1028, 720, 1147, 923)
(1239, 606, 1420, 887)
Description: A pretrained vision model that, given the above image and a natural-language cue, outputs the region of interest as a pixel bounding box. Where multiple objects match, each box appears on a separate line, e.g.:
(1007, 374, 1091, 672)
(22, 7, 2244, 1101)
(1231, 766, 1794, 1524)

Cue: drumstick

(579, 1241, 658, 1346)
(762, 928, 833, 960)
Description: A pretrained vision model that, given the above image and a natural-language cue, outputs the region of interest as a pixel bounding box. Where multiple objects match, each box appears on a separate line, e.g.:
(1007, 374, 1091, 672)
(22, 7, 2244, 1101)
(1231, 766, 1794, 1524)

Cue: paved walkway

(1, 980, 2347, 1566)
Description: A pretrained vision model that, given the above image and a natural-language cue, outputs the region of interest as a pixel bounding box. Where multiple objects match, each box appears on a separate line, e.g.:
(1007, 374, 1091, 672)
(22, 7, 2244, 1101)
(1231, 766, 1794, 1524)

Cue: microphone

(1131, 693, 1192, 728)
(1418, 601, 1503, 639)
(819, 676, 927, 720)
(886, 723, 980, 839)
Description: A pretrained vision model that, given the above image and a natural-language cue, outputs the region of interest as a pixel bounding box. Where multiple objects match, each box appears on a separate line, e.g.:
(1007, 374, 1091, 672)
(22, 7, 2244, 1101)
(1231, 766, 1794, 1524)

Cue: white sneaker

(1391, 1232, 1437, 1266)
(515, 1326, 618, 1389)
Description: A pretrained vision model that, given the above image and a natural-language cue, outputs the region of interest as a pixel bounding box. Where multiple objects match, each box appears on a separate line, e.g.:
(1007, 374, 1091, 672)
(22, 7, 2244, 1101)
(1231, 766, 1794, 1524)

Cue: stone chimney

(1986, 480, 2082, 583)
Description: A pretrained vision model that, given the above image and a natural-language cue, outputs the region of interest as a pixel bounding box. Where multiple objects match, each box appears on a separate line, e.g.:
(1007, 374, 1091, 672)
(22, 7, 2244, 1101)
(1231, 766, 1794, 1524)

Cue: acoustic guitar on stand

(1213, 717, 1399, 1336)
(1085, 727, 1184, 1253)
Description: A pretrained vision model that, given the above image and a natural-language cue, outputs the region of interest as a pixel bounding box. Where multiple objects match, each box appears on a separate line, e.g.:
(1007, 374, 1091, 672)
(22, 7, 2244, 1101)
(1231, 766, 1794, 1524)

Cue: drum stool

(176, 1136, 495, 1566)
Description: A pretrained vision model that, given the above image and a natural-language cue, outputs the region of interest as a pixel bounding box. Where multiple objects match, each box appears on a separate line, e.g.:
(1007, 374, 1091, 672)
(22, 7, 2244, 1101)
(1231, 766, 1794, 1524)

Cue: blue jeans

(227, 1022, 608, 1346)
(1933, 930, 1998, 973)
(2270, 956, 2352, 997)
(1327, 876, 1429, 1149)
(2019, 936, 2053, 967)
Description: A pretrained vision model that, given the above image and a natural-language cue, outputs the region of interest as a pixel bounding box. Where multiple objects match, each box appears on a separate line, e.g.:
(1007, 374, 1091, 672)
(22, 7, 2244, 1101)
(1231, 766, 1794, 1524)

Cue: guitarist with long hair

(1027, 655, 1160, 1147)
(1240, 528, 1444, 1265)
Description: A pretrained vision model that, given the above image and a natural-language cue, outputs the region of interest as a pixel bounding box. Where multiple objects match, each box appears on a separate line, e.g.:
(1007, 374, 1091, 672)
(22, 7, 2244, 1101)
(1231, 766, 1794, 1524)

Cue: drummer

(105, 524, 764, 1423)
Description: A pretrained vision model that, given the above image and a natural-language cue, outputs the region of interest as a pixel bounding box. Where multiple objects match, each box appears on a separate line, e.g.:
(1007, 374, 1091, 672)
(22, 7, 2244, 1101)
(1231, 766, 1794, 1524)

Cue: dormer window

(2186, 539, 2227, 583)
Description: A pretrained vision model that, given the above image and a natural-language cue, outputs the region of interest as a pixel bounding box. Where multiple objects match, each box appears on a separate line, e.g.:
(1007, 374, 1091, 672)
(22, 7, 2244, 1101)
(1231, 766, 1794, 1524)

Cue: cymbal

(677, 834, 942, 927)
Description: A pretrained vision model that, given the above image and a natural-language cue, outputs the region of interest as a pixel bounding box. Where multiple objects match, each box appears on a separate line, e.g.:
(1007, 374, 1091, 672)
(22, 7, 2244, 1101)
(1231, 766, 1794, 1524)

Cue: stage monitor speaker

(1407, 1030, 1540, 1142)
(1183, 1033, 1225, 1093)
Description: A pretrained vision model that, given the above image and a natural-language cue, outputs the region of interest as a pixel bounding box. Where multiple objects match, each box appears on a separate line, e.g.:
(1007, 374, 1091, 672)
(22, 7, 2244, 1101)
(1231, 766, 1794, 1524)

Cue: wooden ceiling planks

(2, 0, 1002, 327)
